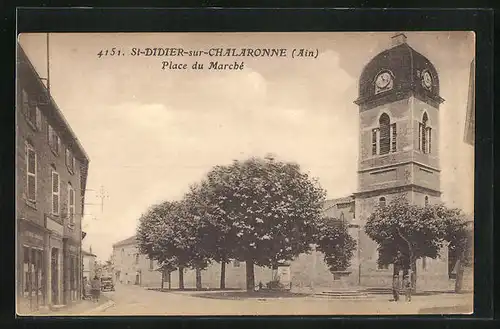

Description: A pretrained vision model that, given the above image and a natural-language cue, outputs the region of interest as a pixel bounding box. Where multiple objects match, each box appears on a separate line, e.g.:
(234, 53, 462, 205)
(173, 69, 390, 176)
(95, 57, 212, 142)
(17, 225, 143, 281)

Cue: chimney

(391, 32, 408, 47)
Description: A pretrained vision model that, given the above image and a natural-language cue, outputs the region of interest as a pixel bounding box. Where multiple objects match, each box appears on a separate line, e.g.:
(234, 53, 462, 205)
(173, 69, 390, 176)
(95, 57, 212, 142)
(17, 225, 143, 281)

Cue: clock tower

(353, 33, 448, 288)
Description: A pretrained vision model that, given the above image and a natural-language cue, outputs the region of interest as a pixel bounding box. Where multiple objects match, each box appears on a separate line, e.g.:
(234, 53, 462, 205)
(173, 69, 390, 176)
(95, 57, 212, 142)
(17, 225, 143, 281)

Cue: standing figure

(90, 275, 101, 303)
(403, 274, 412, 302)
(392, 274, 400, 301)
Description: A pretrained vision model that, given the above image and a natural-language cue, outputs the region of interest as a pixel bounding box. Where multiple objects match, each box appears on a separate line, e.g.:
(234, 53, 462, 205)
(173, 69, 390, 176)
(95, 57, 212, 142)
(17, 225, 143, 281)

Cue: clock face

(422, 71, 432, 88)
(375, 72, 392, 89)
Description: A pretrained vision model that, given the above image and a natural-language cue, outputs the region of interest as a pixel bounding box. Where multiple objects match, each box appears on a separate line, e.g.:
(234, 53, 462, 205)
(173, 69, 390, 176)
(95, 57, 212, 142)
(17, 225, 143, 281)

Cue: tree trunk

(397, 228, 417, 293)
(195, 267, 202, 290)
(168, 271, 171, 290)
(455, 259, 464, 293)
(245, 259, 255, 292)
(220, 262, 226, 290)
(178, 267, 185, 290)
(161, 271, 164, 290)
(411, 259, 417, 293)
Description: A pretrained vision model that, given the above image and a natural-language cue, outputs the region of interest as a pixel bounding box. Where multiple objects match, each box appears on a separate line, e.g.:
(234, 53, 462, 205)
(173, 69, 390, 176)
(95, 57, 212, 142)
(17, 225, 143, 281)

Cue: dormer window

(379, 197, 386, 207)
(22, 89, 42, 131)
(48, 124, 60, 155)
(66, 148, 75, 174)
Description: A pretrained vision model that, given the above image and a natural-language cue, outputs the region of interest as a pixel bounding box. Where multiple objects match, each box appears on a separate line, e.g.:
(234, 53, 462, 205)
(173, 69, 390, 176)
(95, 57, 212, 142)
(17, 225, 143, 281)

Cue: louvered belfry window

(379, 113, 391, 155)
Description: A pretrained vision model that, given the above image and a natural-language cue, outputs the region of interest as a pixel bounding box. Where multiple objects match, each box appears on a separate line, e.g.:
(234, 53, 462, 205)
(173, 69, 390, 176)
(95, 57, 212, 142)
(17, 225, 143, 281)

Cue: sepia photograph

(16, 31, 475, 316)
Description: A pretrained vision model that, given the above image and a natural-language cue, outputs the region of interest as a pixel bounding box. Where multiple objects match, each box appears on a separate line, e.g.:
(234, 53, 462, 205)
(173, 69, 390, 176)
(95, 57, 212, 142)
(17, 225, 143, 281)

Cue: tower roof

(355, 33, 444, 107)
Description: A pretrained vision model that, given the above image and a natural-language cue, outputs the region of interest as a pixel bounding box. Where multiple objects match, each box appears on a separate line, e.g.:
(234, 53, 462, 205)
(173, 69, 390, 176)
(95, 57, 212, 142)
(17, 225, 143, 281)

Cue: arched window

(424, 196, 429, 206)
(379, 197, 386, 207)
(419, 112, 432, 153)
(372, 113, 397, 156)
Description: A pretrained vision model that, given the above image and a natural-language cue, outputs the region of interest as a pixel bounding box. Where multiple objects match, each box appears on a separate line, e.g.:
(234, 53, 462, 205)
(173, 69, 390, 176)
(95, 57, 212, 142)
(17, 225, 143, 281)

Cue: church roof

(355, 34, 444, 106)
(323, 195, 355, 212)
(112, 235, 138, 248)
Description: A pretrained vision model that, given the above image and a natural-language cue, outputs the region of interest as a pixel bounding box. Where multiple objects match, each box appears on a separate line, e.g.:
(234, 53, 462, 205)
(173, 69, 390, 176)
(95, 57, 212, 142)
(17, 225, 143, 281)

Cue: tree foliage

(365, 194, 472, 291)
(315, 217, 357, 272)
(199, 156, 327, 290)
(205, 157, 325, 264)
(136, 199, 211, 288)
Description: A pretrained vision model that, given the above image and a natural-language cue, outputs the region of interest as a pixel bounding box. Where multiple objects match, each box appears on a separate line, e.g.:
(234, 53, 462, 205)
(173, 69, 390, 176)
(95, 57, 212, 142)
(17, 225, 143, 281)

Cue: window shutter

(22, 90, 29, 114)
(27, 175, 36, 201)
(52, 172, 60, 214)
(418, 123, 422, 151)
(427, 127, 432, 153)
(48, 125, 53, 145)
(27, 149, 36, 175)
(391, 123, 397, 152)
(26, 147, 36, 201)
(371, 129, 377, 155)
(69, 186, 75, 223)
(35, 106, 42, 130)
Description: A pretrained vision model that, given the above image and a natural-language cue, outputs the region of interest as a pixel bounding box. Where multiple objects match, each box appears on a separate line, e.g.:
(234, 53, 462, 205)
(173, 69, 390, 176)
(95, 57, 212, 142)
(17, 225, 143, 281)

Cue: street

(88, 284, 473, 316)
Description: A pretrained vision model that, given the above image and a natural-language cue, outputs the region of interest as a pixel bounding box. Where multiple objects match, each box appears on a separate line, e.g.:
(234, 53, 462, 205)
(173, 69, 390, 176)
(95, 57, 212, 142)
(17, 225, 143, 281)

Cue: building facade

(112, 236, 162, 287)
(82, 250, 97, 281)
(16, 45, 90, 313)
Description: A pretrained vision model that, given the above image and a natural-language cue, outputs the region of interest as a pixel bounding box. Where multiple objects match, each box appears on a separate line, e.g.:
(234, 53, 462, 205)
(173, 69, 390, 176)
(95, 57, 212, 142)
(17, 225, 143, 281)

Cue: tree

(315, 217, 357, 273)
(365, 195, 445, 292)
(184, 180, 236, 289)
(441, 208, 473, 293)
(365, 195, 472, 293)
(136, 201, 190, 290)
(201, 156, 326, 291)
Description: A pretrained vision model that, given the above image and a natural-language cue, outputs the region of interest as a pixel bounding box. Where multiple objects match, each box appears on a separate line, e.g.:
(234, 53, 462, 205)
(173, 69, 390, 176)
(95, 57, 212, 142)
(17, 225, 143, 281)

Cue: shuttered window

(26, 144, 37, 202)
(52, 171, 60, 215)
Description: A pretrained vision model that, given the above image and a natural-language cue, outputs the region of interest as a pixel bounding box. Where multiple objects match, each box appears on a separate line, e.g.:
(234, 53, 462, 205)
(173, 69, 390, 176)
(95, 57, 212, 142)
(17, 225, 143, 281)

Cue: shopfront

(63, 238, 81, 304)
(18, 219, 48, 313)
(45, 220, 64, 307)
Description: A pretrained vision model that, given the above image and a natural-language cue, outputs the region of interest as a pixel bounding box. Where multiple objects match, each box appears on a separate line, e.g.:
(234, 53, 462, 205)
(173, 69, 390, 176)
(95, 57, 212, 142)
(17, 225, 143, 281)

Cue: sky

(18, 32, 475, 261)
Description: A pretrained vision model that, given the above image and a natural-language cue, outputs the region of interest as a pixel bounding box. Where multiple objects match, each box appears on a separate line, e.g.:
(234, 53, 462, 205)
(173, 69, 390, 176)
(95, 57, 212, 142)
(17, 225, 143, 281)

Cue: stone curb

(83, 300, 115, 314)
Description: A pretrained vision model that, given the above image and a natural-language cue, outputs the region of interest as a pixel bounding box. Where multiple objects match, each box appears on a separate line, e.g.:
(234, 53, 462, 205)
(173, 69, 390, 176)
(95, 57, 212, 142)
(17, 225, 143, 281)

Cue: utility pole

(96, 185, 109, 213)
(82, 186, 109, 214)
(46, 33, 50, 94)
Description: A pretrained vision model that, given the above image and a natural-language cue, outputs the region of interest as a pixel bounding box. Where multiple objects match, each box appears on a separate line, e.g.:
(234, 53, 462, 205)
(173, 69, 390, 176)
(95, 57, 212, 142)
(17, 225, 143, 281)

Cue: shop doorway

(22, 246, 44, 311)
(51, 248, 59, 304)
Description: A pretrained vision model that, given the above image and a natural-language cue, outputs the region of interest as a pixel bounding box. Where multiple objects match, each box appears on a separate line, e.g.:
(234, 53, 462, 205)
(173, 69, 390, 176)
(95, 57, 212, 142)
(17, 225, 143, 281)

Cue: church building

(315, 32, 450, 291)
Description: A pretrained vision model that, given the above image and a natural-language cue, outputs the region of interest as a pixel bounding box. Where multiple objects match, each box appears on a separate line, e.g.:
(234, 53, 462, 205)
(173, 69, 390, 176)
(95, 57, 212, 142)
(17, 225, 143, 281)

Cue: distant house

(82, 250, 97, 281)
(112, 236, 162, 287)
